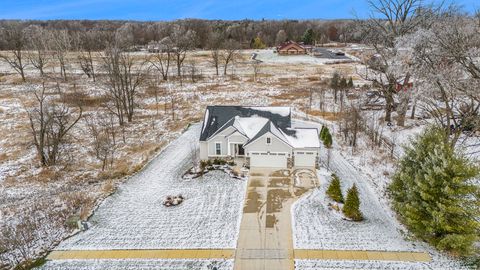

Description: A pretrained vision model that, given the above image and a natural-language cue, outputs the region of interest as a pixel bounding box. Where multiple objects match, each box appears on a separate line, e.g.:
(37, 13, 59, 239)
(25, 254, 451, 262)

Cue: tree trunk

(410, 99, 417, 119)
(385, 90, 394, 123)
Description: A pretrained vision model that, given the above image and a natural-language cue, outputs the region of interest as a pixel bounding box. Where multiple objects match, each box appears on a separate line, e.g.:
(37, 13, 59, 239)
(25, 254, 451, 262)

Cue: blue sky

(0, 0, 478, 20)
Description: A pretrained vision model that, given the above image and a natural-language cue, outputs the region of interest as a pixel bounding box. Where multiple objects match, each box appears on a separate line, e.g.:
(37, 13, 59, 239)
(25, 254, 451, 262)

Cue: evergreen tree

(343, 184, 363, 221)
(389, 127, 479, 255)
(320, 126, 326, 141)
(322, 127, 333, 148)
(327, 174, 344, 203)
(330, 72, 340, 89)
(252, 37, 266, 49)
(339, 77, 348, 89)
(302, 28, 314, 45)
(347, 77, 354, 88)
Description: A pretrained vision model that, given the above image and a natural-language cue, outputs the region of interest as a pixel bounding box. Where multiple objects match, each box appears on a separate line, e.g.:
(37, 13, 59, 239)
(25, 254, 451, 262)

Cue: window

(266, 137, 271, 144)
(215, 143, 221, 155)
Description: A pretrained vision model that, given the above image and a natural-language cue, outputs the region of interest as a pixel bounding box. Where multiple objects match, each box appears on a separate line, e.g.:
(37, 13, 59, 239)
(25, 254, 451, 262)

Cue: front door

(237, 144, 245, 156)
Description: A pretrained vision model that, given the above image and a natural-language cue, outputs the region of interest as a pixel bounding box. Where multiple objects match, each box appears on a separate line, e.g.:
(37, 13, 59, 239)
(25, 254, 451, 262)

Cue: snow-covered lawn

(255, 50, 353, 65)
(40, 259, 233, 270)
(293, 156, 416, 251)
(291, 119, 469, 269)
(295, 257, 471, 270)
(55, 124, 247, 250)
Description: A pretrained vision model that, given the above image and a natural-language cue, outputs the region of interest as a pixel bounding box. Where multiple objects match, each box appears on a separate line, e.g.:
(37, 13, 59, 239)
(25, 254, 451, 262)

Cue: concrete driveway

(234, 167, 318, 270)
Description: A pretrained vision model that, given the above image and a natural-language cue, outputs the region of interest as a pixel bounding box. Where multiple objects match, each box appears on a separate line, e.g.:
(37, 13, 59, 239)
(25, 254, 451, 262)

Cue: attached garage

(249, 152, 288, 168)
(294, 151, 317, 167)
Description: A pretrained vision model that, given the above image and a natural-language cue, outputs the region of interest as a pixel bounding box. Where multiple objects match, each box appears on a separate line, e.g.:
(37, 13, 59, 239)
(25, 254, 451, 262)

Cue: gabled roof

(200, 105, 320, 149)
(243, 120, 292, 148)
(276, 40, 306, 52)
(200, 106, 291, 141)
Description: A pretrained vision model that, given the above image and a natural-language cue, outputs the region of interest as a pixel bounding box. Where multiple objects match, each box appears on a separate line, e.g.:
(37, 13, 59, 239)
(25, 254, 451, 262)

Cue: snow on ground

(55, 124, 247, 250)
(295, 256, 472, 270)
(293, 151, 416, 252)
(291, 119, 469, 269)
(40, 259, 233, 270)
(255, 50, 354, 65)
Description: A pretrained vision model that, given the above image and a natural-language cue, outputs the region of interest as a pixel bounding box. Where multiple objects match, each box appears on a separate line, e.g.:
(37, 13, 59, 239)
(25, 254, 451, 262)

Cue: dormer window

(266, 137, 271, 145)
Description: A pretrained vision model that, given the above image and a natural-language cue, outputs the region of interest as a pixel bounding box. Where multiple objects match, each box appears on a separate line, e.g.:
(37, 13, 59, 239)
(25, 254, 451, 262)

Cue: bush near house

(343, 184, 363, 221)
(320, 126, 332, 148)
(389, 127, 479, 256)
(327, 174, 344, 203)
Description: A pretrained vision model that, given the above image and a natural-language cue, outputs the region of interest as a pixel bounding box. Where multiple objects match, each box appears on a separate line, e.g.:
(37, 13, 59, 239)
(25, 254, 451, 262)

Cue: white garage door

(294, 151, 317, 167)
(250, 152, 287, 168)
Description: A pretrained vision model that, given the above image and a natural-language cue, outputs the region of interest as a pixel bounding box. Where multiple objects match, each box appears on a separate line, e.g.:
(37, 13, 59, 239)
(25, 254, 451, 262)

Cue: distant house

(276, 41, 307, 55)
(199, 106, 320, 168)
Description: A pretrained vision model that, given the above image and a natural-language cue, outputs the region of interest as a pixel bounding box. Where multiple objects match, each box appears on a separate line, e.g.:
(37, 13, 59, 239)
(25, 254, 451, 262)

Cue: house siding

(200, 141, 208, 160)
(206, 126, 236, 157)
(244, 132, 292, 155)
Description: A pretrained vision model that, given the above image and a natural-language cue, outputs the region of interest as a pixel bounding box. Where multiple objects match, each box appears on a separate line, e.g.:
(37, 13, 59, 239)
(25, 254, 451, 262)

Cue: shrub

(343, 184, 363, 221)
(320, 126, 332, 148)
(326, 174, 343, 203)
(212, 158, 227, 165)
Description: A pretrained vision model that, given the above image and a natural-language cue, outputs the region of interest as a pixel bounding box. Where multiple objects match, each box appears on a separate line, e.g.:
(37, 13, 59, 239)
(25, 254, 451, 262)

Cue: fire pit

(163, 194, 184, 207)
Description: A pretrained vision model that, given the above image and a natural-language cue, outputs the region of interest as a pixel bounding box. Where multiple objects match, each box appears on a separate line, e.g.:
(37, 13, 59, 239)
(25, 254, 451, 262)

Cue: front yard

(40, 124, 246, 269)
(291, 120, 471, 269)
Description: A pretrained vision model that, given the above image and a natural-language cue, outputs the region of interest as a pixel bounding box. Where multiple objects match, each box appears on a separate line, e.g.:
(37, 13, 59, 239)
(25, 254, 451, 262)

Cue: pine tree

(320, 126, 326, 141)
(323, 128, 332, 148)
(389, 127, 479, 255)
(339, 77, 348, 89)
(330, 72, 340, 89)
(327, 174, 344, 203)
(347, 77, 354, 88)
(302, 28, 314, 45)
(343, 184, 363, 221)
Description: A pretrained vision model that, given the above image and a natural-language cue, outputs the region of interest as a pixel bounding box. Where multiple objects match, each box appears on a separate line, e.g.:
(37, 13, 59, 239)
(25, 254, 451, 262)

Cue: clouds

(0, 0, 478, 20)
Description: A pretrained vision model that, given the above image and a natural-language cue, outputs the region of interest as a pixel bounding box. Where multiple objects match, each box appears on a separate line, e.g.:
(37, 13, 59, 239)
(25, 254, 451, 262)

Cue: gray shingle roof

(200, 106, 291, 141)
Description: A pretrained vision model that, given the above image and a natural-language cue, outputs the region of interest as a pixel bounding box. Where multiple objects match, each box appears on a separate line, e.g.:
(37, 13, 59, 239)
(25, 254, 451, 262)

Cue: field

(0, 45, 476, 269)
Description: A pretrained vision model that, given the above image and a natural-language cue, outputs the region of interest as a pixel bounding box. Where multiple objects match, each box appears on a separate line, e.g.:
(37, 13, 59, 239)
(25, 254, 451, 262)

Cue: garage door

(250, 152, 287, 168)
(294, 151, 317, 167)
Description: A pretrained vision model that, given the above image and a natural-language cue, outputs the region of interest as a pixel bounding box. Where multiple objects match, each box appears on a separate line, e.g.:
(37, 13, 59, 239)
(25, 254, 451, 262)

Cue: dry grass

(102, 180, 116, 194)
(0, 152, 8, 162)
(61, 91, 108, 107)
(307, 110, 345, 121)
(35, 168, 59, 183)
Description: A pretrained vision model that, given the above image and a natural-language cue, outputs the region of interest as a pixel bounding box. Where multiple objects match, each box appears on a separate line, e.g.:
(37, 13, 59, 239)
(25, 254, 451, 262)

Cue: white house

(199, 106, 321, 168)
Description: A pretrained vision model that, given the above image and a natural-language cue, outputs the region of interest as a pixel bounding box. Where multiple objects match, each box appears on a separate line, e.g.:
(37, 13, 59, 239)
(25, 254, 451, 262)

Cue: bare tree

(24, 25, 52, 77)
(222, 39, 239, 75)
(52, 30, 73, 81)
(275, 29, 287, 45)
(207, 32, 223, 76)
(251, 60, 261, 82)
(78, 31, 102, 82)
(26, 83, 83, 166)
(170, 26, 196, 77)
(190, 141, 200, 171)
(85, 114, 117, 171)
(341, 102, 363, 148)
(358, 0, 436, 123)
(400, 10, 480, 144)
(149, 37, 173, 81)
(102, 46, 146, 125)
(0, 22, 28, 82)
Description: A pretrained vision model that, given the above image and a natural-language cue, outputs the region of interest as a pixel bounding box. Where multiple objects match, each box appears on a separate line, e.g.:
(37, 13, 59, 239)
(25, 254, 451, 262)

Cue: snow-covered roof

(233, 116, 269, 139)
(284, 128, 320, 148)
(201, 105, 320, 149)
(200, 106, 291, 141)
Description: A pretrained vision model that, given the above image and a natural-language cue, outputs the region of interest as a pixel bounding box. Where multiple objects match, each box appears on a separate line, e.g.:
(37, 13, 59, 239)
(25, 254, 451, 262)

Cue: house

(199, 106, 321, 168)
(276, 41, 307, 55)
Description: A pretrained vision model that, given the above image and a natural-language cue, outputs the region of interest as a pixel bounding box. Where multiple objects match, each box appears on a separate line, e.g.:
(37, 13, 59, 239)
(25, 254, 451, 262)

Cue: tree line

(0, 18, 358, 51)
